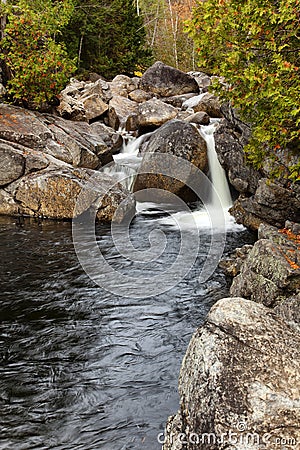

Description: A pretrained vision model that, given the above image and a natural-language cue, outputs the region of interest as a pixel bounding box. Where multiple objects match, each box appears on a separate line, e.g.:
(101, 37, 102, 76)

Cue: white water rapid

(104, 124, 244, 232)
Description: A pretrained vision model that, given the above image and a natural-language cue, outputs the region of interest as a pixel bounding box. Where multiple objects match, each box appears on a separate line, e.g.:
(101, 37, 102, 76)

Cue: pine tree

(62, 0, 153, 79)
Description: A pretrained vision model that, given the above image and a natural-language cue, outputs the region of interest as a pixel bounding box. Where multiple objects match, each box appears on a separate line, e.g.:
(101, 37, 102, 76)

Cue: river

(0, 212, 255, 450)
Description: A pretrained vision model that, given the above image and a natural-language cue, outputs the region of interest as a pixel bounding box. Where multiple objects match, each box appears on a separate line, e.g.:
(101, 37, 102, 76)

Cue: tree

(139, 0, 196, 71)
(0, 0, 76, 107)
(62, 0, 153, 79)
(187, 0, 300, 180)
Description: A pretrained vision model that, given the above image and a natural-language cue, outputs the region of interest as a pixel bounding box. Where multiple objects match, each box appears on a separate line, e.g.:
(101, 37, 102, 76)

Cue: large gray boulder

(141, 61, 199, 97)
(230, 222, 300, 307)
(109, 74, 140, 98)
(138, 98, 178, 129)
(14, 168, 134, 223)
(133, 120, 207, 202)
(187, 92, 222, 118)
(163, 297, 300, 450)
(0, 104, 122, 170)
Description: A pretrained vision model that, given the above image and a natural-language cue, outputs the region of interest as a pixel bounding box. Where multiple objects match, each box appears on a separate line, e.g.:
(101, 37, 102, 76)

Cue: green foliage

(187, 0, 300, 180)
(61, 0, 153, 79)
(0, 0, 76, 107)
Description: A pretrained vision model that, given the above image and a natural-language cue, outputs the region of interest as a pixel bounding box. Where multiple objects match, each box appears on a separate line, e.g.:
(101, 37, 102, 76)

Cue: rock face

(133, 120, 208, 201)
(14, 168, 134, 223)
(0, 146, 25, 186)
(230, 222, 300, 307)
(230, 179, 300, 230)
(214, 104, 300, 230)
(141, 61, 199, 97)
(0, 104, 122, 170)
(0, 103, 136, 222)
(163, 297, 300, 450)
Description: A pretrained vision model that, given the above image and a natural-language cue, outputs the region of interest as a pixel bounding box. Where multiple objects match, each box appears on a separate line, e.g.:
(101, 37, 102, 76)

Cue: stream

(0, 124, 256, 449)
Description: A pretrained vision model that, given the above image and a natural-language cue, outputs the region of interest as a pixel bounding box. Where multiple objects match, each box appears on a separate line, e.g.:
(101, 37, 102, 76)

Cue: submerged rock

(163, 297, 300, 450)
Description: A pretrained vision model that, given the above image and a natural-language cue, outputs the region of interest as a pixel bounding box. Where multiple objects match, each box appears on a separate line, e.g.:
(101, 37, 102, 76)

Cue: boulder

(138, 98, 178, 129)
(0, 146, 25, 186)
(133, 120, 208, 201)
(141, 61, 199, 97)
(14, 168, 134, 223)
(230, 179, 300, 230)
(161, 93, 198, 108)
(109, 74, 139, 97)
(128, 89, 153, 103)
(0, 104, 118, 169)
(185, 111, 210, 126)
(218, 244, 253, 277)
(214, 118, 261, 194)
(0, 104, 52, 148)
(56, 78, 112, 121)
(163, 297, 300, 450)
(108, 95, 139, 130)
(80, 93, 109, 121)
(188, 71, 211, 91)
(45, 116, 122, 168)
(230, 222, 300, 307)
(187, 92, 222, 118)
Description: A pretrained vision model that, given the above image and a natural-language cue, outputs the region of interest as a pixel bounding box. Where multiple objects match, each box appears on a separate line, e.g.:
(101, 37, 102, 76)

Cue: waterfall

(199, 121, 232, 210)
(103, 124, 244, 231)
(103, 131, 145, 191)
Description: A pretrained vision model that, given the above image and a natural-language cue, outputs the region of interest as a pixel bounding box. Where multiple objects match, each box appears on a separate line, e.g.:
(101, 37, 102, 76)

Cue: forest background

(0, 0, 299, 179)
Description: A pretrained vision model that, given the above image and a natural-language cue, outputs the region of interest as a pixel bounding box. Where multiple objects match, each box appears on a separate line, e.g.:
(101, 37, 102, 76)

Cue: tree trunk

(0, 0, 8, 84)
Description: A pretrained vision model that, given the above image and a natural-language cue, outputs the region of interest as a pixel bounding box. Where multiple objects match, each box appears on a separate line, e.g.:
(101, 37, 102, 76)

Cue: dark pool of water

(0, 215, 255, 450)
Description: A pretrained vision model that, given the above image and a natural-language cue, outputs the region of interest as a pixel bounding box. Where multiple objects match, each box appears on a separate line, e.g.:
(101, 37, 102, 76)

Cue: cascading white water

(103, 124, 244, 231)
(155, 121, 244, 231)
(103, 131, 145, 191)
(200, 122, 232, 210)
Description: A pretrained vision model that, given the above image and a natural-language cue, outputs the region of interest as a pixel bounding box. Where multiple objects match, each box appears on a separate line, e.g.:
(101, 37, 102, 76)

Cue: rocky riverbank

(1, 60, 298, 227)
(0, 62, 299, 449)
(162, 220, 300, 450)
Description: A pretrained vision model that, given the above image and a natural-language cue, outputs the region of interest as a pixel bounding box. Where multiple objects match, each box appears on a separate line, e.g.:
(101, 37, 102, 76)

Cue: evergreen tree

(62, 0, 153, 79)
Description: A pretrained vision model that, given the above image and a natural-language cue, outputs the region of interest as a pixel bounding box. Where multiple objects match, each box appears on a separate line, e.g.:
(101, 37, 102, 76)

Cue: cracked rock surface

(163, 297, 300, 450)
